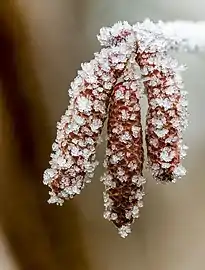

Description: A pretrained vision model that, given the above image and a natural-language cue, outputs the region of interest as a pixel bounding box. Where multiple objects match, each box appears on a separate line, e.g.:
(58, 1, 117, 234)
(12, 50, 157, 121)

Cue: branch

(160, 20, 205, 52)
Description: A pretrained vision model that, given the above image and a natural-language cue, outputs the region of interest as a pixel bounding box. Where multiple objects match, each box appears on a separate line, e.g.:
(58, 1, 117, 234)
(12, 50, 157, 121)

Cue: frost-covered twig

(159, 20, 205, 52)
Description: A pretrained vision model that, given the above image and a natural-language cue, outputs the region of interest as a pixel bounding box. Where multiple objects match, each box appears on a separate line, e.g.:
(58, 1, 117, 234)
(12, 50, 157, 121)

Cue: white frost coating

(98, 19, 205, 53)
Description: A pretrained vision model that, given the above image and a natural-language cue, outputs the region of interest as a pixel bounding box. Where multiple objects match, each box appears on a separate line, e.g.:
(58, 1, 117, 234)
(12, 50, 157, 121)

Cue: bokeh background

(1, 1, 205, 269)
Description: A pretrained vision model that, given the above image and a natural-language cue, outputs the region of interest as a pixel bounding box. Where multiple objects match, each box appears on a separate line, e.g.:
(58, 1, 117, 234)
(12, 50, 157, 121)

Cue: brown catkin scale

(102, 74, 146, 237)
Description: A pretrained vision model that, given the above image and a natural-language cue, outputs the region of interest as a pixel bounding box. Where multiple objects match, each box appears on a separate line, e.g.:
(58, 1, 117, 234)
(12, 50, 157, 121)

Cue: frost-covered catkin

(102, 57, 145, 238)
(42, 18, 193, 237)
(43, 45, 135, 205)
(136, 50, 188, 183)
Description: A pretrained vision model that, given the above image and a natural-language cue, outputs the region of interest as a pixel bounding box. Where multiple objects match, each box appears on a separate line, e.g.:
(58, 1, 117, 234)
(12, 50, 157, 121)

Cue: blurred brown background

(1, 1, 205, 270)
